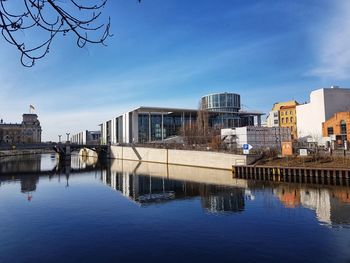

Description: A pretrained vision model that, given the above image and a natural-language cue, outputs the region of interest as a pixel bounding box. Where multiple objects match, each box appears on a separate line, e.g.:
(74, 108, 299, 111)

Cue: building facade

(99, 93, 264, 145)
(201, 92, 262, 127)
(266, 100, 299, 139)
(322, 112, 350, 145)
(296, 86, 350, 144)
(0, 114, 42, 143)
(71, 130, 101, 145)
(279, 105, 298, 140)
(221, 126, 291, 149)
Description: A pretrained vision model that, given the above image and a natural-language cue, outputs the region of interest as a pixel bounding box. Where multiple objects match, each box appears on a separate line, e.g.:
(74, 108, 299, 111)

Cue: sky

(1, 0, 350, 141)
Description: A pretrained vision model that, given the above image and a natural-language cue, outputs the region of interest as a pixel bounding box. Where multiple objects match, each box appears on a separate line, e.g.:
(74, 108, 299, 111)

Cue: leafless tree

(182, 101, 222, 147)
(0, 0, 117, 67)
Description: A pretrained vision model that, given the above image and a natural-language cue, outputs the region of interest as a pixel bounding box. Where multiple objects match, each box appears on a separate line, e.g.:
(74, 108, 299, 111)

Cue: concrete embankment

(0, 149, 54, 157)
(80, 145, 258, 170)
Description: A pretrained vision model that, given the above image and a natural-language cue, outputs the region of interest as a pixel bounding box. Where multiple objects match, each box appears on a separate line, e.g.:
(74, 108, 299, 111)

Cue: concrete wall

(80, 145, 256, 170)
(109, 146, 253, 170)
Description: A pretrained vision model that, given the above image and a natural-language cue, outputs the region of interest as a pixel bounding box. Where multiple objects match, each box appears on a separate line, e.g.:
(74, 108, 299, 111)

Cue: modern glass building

(201, 92, 241, 112)
(100, 107, 197, 144)
(201, 92, 259, 128)
(100, 93, 263, 144)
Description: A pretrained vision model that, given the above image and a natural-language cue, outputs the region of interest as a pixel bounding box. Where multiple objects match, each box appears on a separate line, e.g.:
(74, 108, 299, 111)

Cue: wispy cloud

(308, 0, 350, 79)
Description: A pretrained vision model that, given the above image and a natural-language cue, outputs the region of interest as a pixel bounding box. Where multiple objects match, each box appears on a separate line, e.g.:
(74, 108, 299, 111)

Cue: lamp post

(58, 135, 62, 143)
(66, 133, 70, 143)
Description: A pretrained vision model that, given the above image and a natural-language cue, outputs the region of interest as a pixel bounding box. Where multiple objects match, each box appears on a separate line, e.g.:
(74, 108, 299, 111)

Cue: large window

(341, 120, 347, 134)
(340, 120, 347, 141)
(327, 127, 334, 136)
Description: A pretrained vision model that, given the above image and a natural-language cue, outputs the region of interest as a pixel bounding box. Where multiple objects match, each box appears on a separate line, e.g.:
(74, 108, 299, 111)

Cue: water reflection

(0, 154, 350, 226)
(273, 185, 350, 225)
(102, 159, 350, 225)
(102, 168, 246, 214)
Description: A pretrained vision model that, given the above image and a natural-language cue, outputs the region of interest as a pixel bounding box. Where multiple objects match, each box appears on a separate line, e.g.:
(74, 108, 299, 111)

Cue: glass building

(201, 92, 241, 112)
(100, 93, 264, 144)
(201, 92, 259, 128)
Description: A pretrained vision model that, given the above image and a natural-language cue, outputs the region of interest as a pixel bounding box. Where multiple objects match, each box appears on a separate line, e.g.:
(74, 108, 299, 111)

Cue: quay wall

(0, 149, 54, 157)
(81, 146, 257, 170)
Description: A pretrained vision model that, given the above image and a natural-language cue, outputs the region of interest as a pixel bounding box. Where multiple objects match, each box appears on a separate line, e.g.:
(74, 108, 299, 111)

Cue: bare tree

(0, 0, 115, 67)
(182, 101, 222, 147)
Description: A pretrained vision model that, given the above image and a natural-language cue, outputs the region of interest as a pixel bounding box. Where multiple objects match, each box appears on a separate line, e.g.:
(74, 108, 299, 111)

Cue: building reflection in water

(100, 159, 350, 224)
(101, 160, 248, 214)
(0, 154, 100, 200)
(273, 185, 350, 225)
(1, 154, 350, 225)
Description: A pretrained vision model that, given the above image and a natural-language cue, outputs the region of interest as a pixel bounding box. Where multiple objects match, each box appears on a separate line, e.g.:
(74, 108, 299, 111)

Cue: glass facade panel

(138, 113, 196, 143)
(201, 93, 241, 113)
(138, 114, 149, 143)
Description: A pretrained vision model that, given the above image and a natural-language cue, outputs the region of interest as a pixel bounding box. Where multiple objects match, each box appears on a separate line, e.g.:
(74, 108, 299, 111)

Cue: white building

(71, 130, 101, 145)
(221, 126, 291, 149)
(266, 110, 279, 127)
(100, 105, 264, 145)
(296, 86, 350, 144)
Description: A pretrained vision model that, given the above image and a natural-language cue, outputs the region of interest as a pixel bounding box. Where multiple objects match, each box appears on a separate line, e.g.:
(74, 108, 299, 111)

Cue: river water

(0, 154, 350, 263)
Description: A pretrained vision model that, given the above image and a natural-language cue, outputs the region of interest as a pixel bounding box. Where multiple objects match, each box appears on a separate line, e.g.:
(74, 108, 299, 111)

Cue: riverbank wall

(80, 145, 258, 170)
(0, 149, 54, 157)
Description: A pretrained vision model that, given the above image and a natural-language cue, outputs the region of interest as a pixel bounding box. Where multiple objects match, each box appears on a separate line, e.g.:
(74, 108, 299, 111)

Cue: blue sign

(243, 144, 249, 150)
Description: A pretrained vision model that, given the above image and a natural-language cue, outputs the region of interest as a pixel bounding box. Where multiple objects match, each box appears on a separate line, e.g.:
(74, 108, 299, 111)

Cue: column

(161, 112, 164, 140)
(148, 112, 152, 142)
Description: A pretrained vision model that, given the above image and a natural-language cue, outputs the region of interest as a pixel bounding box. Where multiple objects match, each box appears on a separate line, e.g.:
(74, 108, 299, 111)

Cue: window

(281, 112, 284, 116)
(290, 117, 293, 122)
(341, 120, 347, 135)
(290, 110, 293, 115)
(327, 127, 334, 136)
(286, 117, 289, 123)
(274, 120, 279, 125)
(281, 118, 284, 123)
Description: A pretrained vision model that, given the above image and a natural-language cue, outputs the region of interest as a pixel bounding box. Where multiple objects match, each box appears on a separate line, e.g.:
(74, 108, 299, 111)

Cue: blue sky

(1, 0, 350, 141)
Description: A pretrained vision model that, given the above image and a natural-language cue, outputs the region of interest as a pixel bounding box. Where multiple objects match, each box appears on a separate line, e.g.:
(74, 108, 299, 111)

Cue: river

(0, 154, 350, 263)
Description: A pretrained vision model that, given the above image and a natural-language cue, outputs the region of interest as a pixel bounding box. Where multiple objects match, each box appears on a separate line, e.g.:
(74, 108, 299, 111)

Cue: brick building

(0, 114, 42, 143)
(322, 112, 350, 144)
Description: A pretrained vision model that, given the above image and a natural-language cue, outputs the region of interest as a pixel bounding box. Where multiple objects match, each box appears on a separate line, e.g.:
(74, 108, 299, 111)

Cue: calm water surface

(0, 154, 350, 263)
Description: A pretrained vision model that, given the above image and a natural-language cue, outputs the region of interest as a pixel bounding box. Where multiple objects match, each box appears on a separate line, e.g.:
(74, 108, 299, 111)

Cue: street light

(66, 133, 70, 142)
(58, 135, 62, 143)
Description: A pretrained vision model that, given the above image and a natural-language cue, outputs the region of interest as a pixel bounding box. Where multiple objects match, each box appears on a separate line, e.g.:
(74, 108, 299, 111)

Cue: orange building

(322, 112, 350, 143)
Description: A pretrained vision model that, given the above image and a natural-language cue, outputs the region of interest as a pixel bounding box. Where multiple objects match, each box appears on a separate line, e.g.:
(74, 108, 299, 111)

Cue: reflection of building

(322, 112, 349, 146)
(0, 114, 42, 143)
(71, 130, 101, 145)
(0, 155, 41, 174)
(200, 186, 245, 214)
(100, 93, 264, 144)
(101, 168, 246, 213)
(275, 185, 350, 225)
(20, 175, 39, 193)
(266, 100, 299, 139)
(296, 86, 350, 144)
(274, 187, 301, 208)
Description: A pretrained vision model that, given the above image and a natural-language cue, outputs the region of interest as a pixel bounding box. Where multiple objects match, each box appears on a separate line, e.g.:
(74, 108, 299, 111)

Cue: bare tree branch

(0, 0, 113, 67)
